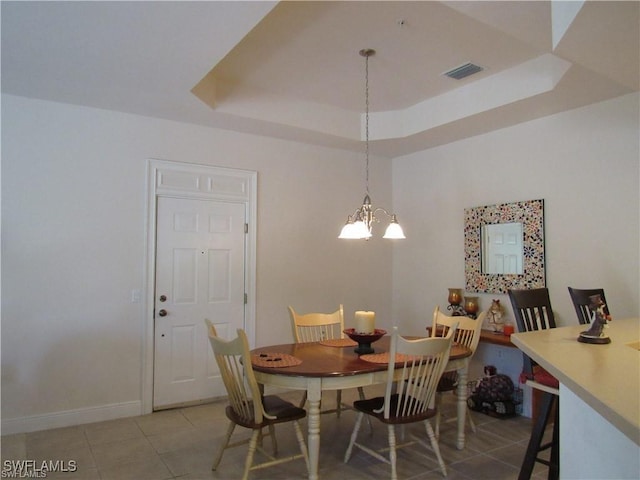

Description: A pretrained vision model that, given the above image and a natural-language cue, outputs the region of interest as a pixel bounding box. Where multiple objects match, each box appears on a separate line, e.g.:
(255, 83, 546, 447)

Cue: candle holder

(447, 288, 466, 316)
(344, 328, 386, 355)
(447, 288, 479, 318)
(463, 296, 479, 319)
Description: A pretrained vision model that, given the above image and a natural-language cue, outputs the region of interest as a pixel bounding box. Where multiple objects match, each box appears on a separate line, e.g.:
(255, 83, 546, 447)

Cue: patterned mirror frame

(465, 199, 545, 294)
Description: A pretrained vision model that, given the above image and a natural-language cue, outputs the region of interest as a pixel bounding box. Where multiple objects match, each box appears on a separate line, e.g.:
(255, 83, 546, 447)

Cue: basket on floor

(466, 375, 522, 418)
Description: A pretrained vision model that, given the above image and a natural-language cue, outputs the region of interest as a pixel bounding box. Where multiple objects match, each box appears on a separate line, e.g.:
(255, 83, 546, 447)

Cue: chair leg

(434, 392, 442, 439)
(466, 405, 477, 433)
(425, 420, 447, 477)
(267, 424, 278, 455)
(549, 402, 560, 480)
(293, 420, 310, 474)
(387, 424, 398, 480)
(242, 429, 261, 480)
(336, 390, 342, 418)
(518, 391, 556, 480)
(299, 390, 307, 409)
(344, 411, 364, 463)
(357, 387, 374, 434)
(212, 421, 235, 470)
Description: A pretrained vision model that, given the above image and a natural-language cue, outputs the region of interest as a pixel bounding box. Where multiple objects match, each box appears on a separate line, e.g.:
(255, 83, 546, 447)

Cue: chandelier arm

(371, 207, 394, 218)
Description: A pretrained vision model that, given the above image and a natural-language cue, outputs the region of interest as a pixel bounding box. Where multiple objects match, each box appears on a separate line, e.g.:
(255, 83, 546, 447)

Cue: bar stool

(508, 288, 559, 480)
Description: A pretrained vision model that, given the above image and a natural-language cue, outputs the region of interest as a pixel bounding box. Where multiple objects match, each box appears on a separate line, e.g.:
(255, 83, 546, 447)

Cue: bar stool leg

(548, 402, 560, 480)
(518, 390, 556, 480)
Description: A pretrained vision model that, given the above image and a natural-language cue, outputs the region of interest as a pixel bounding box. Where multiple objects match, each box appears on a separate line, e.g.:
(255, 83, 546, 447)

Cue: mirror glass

(481, 222, 524, 274)
(465, 199, 545, 294)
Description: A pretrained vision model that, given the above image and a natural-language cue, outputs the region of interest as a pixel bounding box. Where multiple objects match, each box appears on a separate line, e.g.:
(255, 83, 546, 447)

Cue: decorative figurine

(578, 294, 612, 344)
(487, 299, 504, 333)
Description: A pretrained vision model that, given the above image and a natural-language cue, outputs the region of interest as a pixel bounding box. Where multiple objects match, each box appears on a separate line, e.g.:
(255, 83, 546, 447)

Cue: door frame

(142, 159, 257, 414)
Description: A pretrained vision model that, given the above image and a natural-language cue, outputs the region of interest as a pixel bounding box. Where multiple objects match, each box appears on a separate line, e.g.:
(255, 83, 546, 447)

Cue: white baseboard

(1, 401, 142, 435)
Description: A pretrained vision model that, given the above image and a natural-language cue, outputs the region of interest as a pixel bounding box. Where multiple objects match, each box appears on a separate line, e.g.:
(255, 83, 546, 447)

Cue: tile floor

(1, 386, 550, 479)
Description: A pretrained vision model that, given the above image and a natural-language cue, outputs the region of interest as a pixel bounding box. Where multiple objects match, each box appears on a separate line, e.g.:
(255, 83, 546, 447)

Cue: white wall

(392, 93, 640, 418)
(3, 92, 639, 434)
(391, 93, 640, 336)
(1, 94, 394, 432)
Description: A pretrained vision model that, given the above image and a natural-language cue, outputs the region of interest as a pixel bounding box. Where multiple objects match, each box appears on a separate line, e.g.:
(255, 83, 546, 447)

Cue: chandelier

(338, 49, 405, 240)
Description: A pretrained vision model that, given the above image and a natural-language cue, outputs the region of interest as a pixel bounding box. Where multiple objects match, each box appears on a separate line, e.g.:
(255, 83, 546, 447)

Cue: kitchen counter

(511, 318, 639, 445)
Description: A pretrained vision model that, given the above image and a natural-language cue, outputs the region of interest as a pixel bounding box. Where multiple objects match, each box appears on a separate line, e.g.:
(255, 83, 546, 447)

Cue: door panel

(154, 197, 245, 408)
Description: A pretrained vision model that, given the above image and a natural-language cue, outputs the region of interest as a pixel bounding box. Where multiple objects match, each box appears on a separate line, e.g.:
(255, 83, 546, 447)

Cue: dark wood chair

(508, 288, 559, 480)
(567, 287, 610, 325)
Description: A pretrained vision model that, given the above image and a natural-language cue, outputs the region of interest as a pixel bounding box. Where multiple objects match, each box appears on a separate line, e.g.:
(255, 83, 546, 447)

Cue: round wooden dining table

(251, 335, 471, 480)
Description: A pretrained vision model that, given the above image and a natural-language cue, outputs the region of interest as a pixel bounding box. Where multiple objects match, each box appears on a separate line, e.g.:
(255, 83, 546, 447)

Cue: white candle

(354, 311, 376, 334)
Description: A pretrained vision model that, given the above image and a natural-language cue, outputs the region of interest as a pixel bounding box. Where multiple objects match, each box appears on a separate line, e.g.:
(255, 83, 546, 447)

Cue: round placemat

(319, 338, 358, 347)
(251, 352, 302, 368)
(360, 352, 422, 364)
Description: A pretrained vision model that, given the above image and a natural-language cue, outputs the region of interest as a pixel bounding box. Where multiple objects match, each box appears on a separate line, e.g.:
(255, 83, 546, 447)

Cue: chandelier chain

(337, 48, 404, 240)
(364, 50, 370, 196)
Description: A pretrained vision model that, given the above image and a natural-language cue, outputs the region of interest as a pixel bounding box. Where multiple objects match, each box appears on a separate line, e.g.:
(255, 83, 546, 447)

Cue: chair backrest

(567, 287, 610, 325)
(288, 305, 345, 343)
(431, 306, 486, 355)
(207, 326, 264, 425)
(508, 288, 556, 332)
(508, 288, 556, 376)
(205, 318, 217, 336)
(382, 325, 457, 420)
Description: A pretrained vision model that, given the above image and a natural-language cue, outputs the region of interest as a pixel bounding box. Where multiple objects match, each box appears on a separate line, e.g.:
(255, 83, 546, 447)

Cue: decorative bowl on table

(343, 328, 387, 355)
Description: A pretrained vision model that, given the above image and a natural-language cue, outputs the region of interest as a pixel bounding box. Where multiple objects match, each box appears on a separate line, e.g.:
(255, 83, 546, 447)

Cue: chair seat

(226, 395, 307, 429)
(520, 366, 559, 390)
(354, 394, 437, 425)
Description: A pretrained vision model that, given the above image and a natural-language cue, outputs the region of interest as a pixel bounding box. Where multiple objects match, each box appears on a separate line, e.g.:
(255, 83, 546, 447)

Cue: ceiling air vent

(443, 62, 483, 80)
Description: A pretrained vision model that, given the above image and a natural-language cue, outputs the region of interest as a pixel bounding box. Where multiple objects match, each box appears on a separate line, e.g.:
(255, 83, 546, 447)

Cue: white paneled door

(153, 196, 246, 408)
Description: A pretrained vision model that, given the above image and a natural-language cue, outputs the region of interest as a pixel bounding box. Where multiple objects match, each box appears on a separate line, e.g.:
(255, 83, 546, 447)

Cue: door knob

(158, 309, 168, 317)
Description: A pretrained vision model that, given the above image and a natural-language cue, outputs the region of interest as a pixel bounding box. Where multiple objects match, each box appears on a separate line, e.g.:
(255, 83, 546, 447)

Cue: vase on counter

(448, 288, 462, 305)
(464, 296, 479, 319)
(447, 288, 466, 316)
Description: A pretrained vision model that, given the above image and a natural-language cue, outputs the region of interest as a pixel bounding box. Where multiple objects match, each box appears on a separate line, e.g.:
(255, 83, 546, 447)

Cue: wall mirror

(465, 199, 545, 294)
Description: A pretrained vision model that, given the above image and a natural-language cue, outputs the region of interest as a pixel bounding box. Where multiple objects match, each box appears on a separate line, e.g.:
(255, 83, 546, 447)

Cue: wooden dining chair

(288, 305, 367, 417)
(206, 324, 309, 480)
(430, 306, 486, 438)
(344, 325, 457, 479)
(205, 318, 217, 336)
(567, 287, 610, 325)
(508, 288, 559, 480)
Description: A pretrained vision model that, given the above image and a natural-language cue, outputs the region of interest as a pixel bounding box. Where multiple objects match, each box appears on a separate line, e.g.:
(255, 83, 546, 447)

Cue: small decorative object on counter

(578, 294, 612, 344)
(467, 365, 521, 418)
(487, 299, 504, 333)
